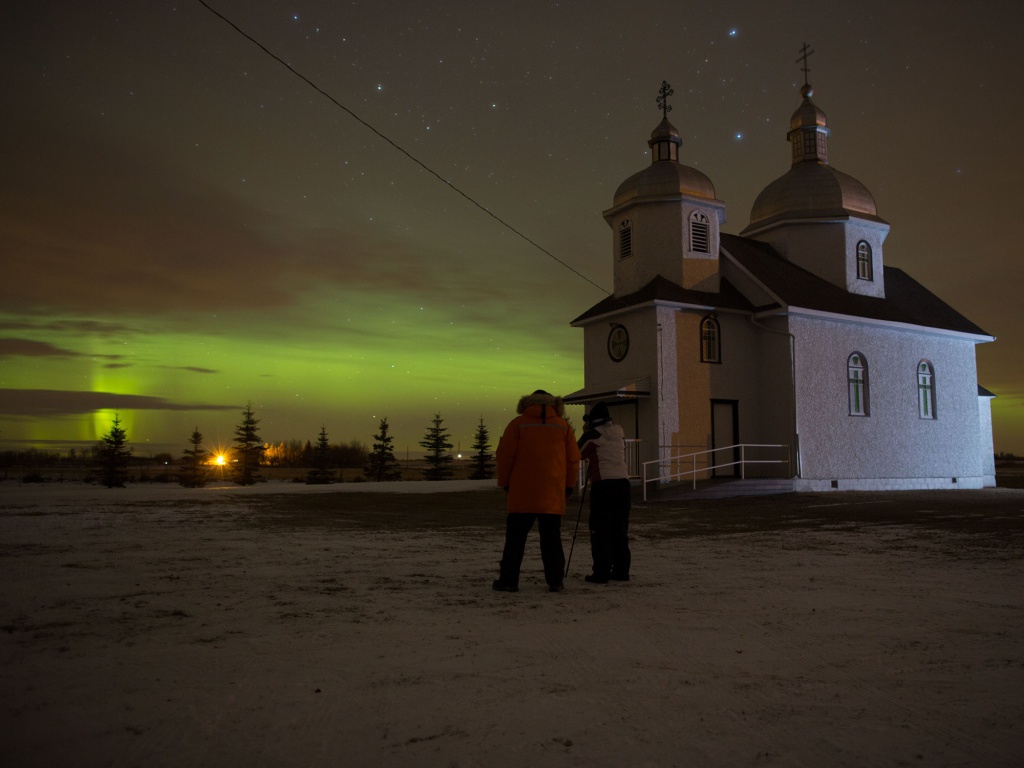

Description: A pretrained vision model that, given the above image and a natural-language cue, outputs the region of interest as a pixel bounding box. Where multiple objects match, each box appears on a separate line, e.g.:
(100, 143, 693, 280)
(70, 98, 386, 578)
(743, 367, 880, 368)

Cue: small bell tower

(603, 82, 727, 296)
(742, 44, 890, 299)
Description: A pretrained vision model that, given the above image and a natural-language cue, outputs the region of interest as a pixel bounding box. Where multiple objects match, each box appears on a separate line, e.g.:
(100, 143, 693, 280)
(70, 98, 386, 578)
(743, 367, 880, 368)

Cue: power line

(195, 0, 611, 297)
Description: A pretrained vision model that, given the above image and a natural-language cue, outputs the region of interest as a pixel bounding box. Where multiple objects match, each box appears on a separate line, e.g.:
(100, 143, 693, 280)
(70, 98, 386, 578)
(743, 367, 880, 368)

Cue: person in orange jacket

(492, 390, 581, 593)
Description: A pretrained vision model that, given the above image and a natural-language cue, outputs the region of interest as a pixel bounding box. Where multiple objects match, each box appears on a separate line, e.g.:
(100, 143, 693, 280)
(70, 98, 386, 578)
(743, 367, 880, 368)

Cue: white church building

(566, 78, 996, 492)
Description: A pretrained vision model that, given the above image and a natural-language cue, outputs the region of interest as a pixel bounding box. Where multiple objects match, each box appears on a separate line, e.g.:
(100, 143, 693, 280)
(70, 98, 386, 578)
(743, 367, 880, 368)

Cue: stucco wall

(791, 315, 985, 483)
(578, 305, 664, 467)
(979, 395, 996, 487)
(611, 199, 726, 295)
(754, 219, 888, 298)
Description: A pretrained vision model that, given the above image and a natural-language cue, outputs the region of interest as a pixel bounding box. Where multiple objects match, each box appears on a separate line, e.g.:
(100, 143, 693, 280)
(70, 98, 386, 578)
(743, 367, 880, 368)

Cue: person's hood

(517, 390, 565, 417)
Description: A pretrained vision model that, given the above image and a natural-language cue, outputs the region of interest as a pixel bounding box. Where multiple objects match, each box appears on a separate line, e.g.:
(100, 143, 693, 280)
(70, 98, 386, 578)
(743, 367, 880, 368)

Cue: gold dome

(747, 163, 879, 228)
(613, 161, 717, 207)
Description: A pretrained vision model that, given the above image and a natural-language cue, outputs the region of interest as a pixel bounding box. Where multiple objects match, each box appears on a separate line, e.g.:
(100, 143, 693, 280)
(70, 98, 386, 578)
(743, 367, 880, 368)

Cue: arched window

(917, 360, 936, 419)
(700, 316, 721, 363)
(619, 220, 632, 259)
(690, 211, 710, 254)
(856, 241, 873, 281)
(848, 353, 869, 416)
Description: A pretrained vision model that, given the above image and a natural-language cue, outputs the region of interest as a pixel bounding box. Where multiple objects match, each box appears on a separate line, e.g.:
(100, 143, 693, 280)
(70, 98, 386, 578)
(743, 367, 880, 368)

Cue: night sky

(2, 0, 1022, 458)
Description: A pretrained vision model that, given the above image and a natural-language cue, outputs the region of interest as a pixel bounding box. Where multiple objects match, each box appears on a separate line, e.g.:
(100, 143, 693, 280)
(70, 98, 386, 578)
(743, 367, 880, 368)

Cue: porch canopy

(563, 377, 651, 405)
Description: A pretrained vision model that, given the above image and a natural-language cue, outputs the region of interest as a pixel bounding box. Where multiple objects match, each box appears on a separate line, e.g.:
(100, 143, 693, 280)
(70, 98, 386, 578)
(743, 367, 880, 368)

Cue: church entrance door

(711, 400, 739, 478)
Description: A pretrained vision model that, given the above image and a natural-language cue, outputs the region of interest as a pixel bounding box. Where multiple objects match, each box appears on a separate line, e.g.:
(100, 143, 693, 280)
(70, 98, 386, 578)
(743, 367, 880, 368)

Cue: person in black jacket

(577, 401, 631, 583)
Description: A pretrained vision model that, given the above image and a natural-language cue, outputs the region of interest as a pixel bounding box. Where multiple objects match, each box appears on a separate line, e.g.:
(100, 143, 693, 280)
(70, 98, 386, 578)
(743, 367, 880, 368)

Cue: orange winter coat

(496, 391, 581, 515)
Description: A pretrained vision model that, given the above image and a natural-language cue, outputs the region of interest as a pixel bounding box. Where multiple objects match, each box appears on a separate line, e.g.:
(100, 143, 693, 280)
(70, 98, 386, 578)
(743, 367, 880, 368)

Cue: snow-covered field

(2, 481, 1022, 767)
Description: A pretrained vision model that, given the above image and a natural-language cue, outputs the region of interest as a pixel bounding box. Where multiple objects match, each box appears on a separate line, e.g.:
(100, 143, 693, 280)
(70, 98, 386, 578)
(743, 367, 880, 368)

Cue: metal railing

(642, 443, 790, 501)
(625, 439, 642, 478)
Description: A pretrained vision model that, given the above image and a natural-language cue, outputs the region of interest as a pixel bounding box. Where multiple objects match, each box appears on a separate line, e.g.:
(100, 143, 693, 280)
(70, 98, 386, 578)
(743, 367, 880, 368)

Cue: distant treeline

(0, 442, 369, 469)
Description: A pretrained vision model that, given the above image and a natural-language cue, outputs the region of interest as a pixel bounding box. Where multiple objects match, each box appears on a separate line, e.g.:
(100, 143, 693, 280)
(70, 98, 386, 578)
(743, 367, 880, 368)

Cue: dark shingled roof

(720, 234, 991, 337)
(571, 233, 990, 339)
(571, 274, 755, 324)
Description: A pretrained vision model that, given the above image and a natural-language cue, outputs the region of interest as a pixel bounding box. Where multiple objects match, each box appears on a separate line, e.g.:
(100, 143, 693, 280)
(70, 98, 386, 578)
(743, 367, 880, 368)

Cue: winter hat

(584, 401, 611, 426)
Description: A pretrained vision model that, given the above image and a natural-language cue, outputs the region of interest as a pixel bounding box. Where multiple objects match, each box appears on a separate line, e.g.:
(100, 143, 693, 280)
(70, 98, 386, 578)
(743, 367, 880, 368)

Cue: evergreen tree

(98, 412, 132, 488)
(232, 401, 265, 485)
(469, 417, 495, 480)
(419, 412, 455, 481)
(179, 426, 208, 488)
(306, 425, 336, 484)
(365, 417, 402, 481)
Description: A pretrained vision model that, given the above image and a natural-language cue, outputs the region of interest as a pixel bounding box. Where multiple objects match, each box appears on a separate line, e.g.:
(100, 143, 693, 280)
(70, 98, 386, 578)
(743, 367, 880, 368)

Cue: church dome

(748, 163, 878, 226)
(745, 82, 882, 230)
(613, 116, 717, 204)
(608, 85, 725, 216)
(789, 85, 827, 132)
(613, 161, 717, 207)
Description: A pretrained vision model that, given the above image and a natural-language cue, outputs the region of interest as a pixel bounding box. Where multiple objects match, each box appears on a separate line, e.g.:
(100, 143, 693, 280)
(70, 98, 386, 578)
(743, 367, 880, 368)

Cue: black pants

(498, 513, 565, 588)
(588, 478, 632, 579)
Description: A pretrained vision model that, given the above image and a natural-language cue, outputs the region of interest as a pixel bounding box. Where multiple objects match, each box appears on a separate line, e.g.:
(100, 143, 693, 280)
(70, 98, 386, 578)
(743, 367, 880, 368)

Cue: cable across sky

(195, 0, 612, 297)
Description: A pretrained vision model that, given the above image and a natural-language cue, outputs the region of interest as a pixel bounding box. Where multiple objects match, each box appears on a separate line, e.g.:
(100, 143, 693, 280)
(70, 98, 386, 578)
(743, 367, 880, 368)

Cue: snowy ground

(2, 481, 1022, 767)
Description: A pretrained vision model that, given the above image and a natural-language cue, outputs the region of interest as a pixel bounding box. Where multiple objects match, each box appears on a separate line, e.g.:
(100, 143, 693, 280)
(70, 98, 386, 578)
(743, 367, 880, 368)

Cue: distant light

(376, 84, 382, 91)
(293, 15, 299, 21)
(735, 132, 743, 140)
(728, 28, 738, 37)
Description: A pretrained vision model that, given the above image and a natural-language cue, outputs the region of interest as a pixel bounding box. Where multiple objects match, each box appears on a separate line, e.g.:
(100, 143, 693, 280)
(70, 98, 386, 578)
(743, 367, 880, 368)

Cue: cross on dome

(796, 42, 815, 92)
(656, 81, 673, 119)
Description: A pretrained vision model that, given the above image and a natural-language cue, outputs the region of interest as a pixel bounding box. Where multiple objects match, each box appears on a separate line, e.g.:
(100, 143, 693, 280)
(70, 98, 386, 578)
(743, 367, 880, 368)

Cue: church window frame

(802, 131, 817, 157)
(917, 360, 936, 420)
(856, 241, 873, 281)
(619, 220, 632, 259)
(848, 352, 869, 416)
(690, 211, 710, 254)
(700, 315, 721, 363)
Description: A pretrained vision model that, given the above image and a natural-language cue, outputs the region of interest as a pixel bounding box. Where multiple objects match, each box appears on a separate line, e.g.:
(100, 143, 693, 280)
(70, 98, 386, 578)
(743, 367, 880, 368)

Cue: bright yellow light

(213, 453, 227, 466)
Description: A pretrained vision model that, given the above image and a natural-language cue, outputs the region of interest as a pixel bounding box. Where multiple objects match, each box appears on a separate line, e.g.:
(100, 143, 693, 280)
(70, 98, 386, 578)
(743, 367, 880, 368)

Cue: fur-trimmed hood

(516, 390, 565, 417)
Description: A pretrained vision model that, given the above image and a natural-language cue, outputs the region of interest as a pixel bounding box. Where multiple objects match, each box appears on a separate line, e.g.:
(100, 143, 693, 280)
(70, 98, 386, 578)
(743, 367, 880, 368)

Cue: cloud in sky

(0, 389, 236, 418)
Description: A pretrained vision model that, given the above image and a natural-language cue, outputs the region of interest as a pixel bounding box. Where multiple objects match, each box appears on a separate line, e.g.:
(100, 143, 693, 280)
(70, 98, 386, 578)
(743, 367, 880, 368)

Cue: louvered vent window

(690, 211, 710, 254)
(619, 221, 632, 259)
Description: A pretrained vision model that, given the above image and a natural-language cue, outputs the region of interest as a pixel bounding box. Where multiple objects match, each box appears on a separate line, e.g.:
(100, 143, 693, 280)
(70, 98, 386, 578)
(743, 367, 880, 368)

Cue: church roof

(572, 234, 990, 339)
(720, 234, 991, 337)
(570, 274, 755, 325)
